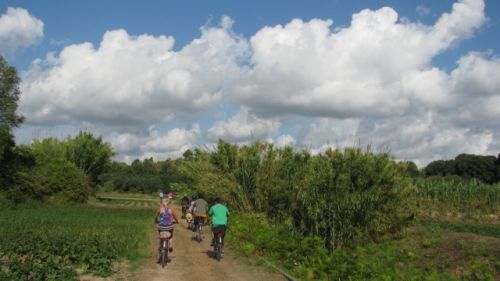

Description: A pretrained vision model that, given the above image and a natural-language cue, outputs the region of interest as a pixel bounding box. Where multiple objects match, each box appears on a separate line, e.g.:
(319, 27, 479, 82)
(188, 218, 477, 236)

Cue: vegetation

(0, 55, 26, 199)
(228, 213, 499, 281)
(65, 131, 115, 189)
(416, 177, 500, 216)
(1, 134, 114, 204)
(424, 153, 500, 184)
(173, 140, 417, 250)
(0, 205, 151, 280)
(98, 158, 184, 194)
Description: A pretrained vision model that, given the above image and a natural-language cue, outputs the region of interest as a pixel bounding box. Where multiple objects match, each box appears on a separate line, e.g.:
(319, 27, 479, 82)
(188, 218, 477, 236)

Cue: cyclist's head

(214, 197, 221, 204)
(167, 191, 174, 199)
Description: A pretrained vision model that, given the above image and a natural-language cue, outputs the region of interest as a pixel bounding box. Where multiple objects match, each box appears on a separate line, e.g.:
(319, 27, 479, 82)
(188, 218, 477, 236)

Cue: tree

(455, 154, 496, 184)
(183, 149, 194, 161)
(65, 132, 115, 189)
(0, 56, 24, 129)
(423, 160, 456, 177)
(403, 161, 420, 178)
(0, 56, 24, 189)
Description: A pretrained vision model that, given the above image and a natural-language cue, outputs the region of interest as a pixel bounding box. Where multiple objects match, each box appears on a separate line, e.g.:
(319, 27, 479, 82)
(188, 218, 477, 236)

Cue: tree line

(423, 153, 500, 184)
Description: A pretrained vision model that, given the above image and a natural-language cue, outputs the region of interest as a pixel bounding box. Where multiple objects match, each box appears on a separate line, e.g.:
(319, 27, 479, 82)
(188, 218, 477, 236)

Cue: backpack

(159, 207, 173, 226)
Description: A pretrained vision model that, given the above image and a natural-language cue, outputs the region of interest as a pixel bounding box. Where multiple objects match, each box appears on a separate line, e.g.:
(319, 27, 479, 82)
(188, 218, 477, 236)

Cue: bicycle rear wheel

(161, 248, 166, 268)
(161, 241, 168, 268)
(214, 237, 222, 261)
(196, 224, 202, 242)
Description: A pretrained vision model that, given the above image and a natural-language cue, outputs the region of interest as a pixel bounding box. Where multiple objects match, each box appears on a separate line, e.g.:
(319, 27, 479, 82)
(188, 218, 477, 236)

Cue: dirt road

(133, 206, 288, 281)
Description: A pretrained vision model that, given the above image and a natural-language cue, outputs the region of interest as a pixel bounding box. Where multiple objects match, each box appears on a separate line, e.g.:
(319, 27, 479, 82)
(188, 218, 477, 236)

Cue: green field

(0, 205, 152, 280)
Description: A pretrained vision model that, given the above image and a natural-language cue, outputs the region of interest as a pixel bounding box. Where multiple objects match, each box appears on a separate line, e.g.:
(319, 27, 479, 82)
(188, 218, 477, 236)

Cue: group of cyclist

(155, 191, 229, 262)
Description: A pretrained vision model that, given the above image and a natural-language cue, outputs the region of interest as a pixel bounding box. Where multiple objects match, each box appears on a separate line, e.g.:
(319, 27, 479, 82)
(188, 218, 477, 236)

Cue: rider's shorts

(212, 225, 226, 237)
(194, 216, 205, 225)
(158, 226, 174, 238)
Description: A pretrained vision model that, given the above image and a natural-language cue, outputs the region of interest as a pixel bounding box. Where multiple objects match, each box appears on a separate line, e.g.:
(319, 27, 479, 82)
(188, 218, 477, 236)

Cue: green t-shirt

(209, 203, 229, 226)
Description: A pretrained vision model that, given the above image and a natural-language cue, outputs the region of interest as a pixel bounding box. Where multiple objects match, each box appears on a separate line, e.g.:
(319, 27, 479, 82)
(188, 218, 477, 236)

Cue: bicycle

(158, 230, 171, 268)
(195, 220, 203, 242)
(212, 226, 225, 261)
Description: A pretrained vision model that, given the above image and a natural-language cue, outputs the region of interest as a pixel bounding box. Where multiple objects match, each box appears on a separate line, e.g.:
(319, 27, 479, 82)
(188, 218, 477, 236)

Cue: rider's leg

(210, 225, 215, 246)
(168, 230, 174, 252)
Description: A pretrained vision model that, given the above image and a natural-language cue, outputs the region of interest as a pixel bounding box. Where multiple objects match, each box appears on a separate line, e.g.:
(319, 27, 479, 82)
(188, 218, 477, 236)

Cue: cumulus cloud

(231, 0, 486, 119)
(14, 0, 500, 166)
(109, 124, 200, 161)
(0, 7, 43, 56)
(207, 108, 280, 142)
(19, 16, 248, 130)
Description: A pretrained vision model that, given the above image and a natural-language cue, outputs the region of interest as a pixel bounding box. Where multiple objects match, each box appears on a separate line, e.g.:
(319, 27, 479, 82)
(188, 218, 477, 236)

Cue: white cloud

(13, 1, 500, 167)
(19, 16, 248, 130)
(142, 124, 200, 153)
(0, 7, 43, 56)
(416, 5, 431, 17)
(207, 108, 280, 142)
(232, 0, 485, 118)
(275, 134, 295, 148)
(109, 124, 200, 162)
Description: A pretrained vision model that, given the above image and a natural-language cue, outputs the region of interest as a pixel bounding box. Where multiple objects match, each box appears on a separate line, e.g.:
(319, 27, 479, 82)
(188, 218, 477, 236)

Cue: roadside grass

(417, 219, 500, 238)
(228, 213, 500, 281)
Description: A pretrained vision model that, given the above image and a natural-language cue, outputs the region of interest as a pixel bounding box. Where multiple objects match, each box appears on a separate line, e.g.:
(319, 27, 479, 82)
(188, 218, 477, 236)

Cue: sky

(1, 0, 499, 166)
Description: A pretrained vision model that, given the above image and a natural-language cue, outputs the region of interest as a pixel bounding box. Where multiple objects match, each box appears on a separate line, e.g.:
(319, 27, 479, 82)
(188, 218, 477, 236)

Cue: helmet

(167, 191, 174, 199)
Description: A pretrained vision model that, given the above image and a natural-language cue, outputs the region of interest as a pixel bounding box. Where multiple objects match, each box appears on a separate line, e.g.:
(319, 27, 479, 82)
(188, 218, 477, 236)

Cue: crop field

(95, 193, 158, 208)
(0, 205, 152, 280)
(416, 177, 500, 219)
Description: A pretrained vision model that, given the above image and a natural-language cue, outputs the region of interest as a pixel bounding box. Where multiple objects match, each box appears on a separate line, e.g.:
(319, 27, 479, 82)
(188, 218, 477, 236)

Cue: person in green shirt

(208, 197, 229, 250)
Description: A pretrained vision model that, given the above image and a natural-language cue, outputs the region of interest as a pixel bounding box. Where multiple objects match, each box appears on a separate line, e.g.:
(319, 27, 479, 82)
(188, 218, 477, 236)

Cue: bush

(296, 148, 416, 250)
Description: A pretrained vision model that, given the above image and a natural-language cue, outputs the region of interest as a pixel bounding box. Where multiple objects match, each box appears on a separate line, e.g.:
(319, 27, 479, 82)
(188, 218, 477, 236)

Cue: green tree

(183, 149, 194, 161)
(403, 161, 420, 178)
(0, 56, 24, 129)
(0, 56, 25, 190)
(423, 159, 456, 177)
(65, 132, 115, 190)
(455, 154, 496, 184)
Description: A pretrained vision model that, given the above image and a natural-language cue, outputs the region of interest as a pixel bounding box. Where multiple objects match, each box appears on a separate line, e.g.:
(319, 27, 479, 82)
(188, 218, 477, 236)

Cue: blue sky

(1, 0, 499, 165)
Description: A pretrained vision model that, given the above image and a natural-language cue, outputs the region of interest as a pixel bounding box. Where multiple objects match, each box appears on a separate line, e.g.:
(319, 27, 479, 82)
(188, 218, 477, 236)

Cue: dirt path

(133, 205, 288, 281)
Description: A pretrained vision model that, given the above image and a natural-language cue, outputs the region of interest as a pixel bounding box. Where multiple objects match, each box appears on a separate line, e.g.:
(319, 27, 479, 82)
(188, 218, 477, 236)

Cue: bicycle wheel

(215, 237, 222, 261)
(161, 247, 166, 268)
(197, 224, 203, 242)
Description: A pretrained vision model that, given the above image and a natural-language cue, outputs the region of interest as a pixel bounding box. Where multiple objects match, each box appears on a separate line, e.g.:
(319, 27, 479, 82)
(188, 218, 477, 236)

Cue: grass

(418, 220, 500, 238)
(228, 213, 500, 281)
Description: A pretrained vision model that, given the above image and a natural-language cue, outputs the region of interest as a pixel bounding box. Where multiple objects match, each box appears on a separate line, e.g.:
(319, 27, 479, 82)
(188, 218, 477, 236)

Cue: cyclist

(193, 195, 209, 239)
(155, 198, 179, 261)
(208, 197, 229, 252)
(181, 194, 190, 218)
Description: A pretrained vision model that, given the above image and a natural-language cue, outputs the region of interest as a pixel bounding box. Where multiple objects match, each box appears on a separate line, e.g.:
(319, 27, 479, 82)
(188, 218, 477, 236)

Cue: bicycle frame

(213, 231, 224, 261)
(159, 231, 171, 268)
